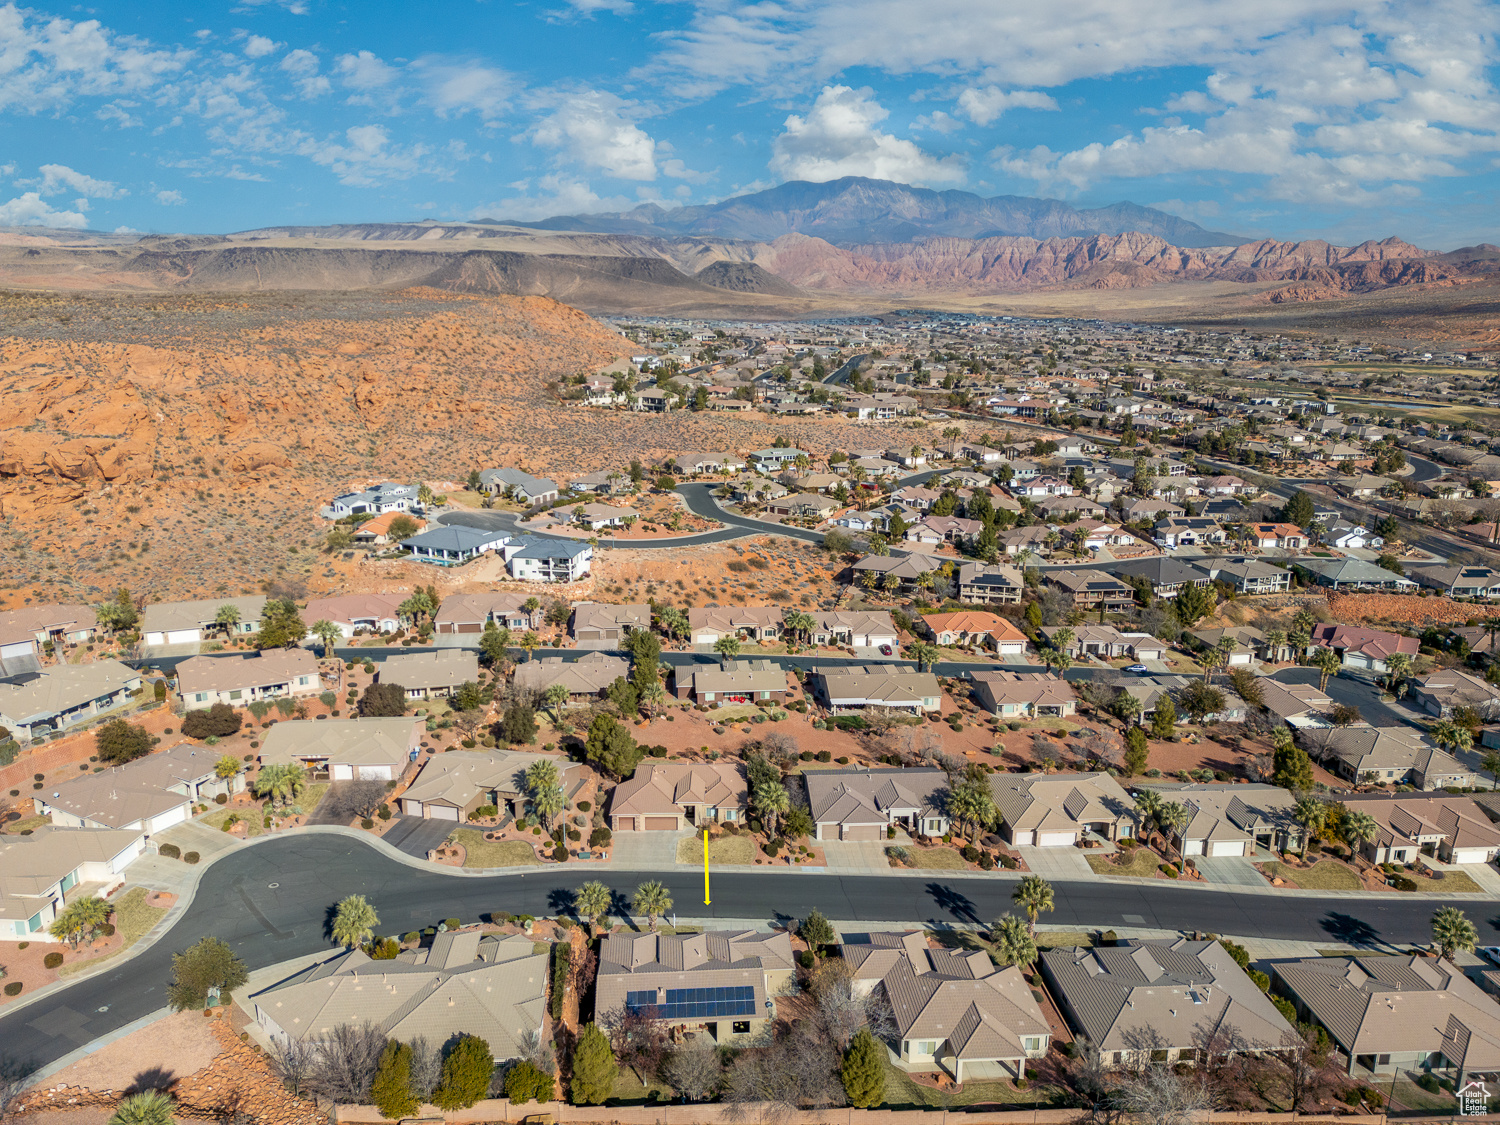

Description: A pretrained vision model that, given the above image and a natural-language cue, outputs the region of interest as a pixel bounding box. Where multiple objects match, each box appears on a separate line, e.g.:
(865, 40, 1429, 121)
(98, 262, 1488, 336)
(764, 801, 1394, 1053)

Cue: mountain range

(482, 177, 1252, 248)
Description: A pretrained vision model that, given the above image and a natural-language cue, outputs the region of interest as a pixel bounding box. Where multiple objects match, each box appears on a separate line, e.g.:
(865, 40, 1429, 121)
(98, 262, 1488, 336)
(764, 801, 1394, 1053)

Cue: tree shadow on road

(925, 882, 979, 925)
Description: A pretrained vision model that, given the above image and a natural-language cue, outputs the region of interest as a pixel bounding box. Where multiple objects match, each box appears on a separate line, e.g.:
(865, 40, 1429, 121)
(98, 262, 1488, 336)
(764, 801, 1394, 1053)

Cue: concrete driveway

(821, 840, 892, 873)
(1193, 855, 1269, 888)
(611, 827, 693, 867)
(1014, 846, 1094, 880)
(381, 816, 457, 858)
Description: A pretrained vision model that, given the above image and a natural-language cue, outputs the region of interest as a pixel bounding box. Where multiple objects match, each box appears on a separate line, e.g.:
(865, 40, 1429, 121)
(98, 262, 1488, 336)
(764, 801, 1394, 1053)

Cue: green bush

(159, 843, 181, 859)
(1249, 969, 1271, 992)
(184, 852, 200, 864)
(503, 1059, 555, 1105)
(1271, 995, 1298, 1023)
(361, 818, 374, 829)
(432, 1034, 495, 1111)
(44, 951, 64, 969)
(1416, 1073, 1441, 1094)
(3, 982, 20, 996)
(550, 941, 572, 1019)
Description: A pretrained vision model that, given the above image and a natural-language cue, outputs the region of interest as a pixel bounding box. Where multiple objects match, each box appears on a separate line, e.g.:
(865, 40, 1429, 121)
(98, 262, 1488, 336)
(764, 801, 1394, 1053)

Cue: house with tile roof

(1292, 557, 1418, 592)
(803, 767, 950, 841)
(1307, 726, 1475, 790)
(594, 929, 795, 1044)
(512, 652, 629, 700)
(1409, 564, 1500, 599)
(841, 931, 1050, 1083)
(478, 467, 559, 505)
(812, 666, 941, 713)
(398, 748, 569, 822)
(301, 593, 405, 639)
(809, 611, 898, 650)
(608, 761, 748, 832)
(0, 603, 97, 676)
(434, 591, 542, 634)
(378, 650, 480, 700)
(1407, 667, 1500, 718)
(1192, 557, 1292, 595)
(1273, 954, 1500, 1083)
(672, 660, 787, 706)
(1044, 570, 1135, 613)
(142, 596, 266, 647)
(328, 481, 420, 517)
(0, 827, 145, 940)
(688, 605, 782, 644)
(571, 603, 650, 646)
(252, 931, 547, 1060)
(0, 660, 142, 742)
(37, 742, 243, 836)
(1309, 624, 1420, 674)
(1338, 794, 1500, 865)
(177, 650, 320, 709)
(955, 562, 1025, 605)
(1135, 782, 1303, 857)
(989, 772, 1133, 848)
(348, 511, 425, 547)
(1248, 523, 1310, 550)
(970, 671, 1076, 719)
(508, 538, 593, 583)
(848, 553, 942, 593)
(1042, 939, 1294, 1067)
(399, 526, 514, 567)
(920, 611, 1029, 654)
(258, 717, 422, 782)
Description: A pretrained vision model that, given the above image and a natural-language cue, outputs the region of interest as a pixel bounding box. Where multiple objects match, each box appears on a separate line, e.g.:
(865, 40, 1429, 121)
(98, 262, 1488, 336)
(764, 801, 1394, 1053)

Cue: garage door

(1209, 841, 1245, 857)
(457, 622, 481, 634)
(438, 623, 456, 634)
(1038, 831, 1075, 847)
(644, 817, 679, 831)
(166, 629, 200, 645)
(616, 817, 636, 831)
(405, 801, 424, 818)
(427, 804, 459, 822)
(151, 804, 189, 833)
(331, 764, 353, 781)
(357, 765, 390, 781)
(841, 823, 881, 842)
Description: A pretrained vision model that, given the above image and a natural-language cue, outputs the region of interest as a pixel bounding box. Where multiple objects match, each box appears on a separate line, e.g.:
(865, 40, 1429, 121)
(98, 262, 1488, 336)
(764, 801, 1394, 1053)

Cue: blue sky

(2, 0, 1498, 247)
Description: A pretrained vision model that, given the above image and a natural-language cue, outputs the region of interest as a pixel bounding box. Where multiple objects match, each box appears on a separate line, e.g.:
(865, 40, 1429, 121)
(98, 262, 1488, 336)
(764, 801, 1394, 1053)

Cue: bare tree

(723, 1023, 844, 1122)
(451, 709, 486, 743)
(1191, 1022, 1251, 1097)
(266, 1036, 317, 1097)
(663, 1045, 722, 1103)
(808, 958, 895, 1050)
(1065, 1038, 1125, 1125)
(304, 1023, 388, 1103)
(408, 1035, 442, 1102)
(320, 780, 389, 823)
(761, 730, 800, 768)
(1119, 1025, 1168, 1078)
(602, 1004, 667, 1085)
(1115, 1063, 1215, 1125)
(1276, 1028, 1332, 1113)
(516, 1028, 556, 1075)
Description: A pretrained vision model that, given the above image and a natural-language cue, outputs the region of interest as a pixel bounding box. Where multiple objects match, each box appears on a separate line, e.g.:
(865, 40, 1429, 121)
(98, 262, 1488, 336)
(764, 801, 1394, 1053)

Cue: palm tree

(543, 682, 569, 723)
(1312, 647, 1343, 692)
(1050, 627, 1075, 655)
(639, 679, 667, 717)
(1288, 625, 1311, 661)
(331, 894, 379, 948)
(1264, 628, 1288, 663)
(991, 914, 1038, 969)
(632, 881, 673, 931)
(1293, 796, 1326, 857)
(1432, 906, 1479, 962)
(784, 610, 816, 649)
(109, 1091, 176, 1125)
(573, 880, 612, 933)
(754, 781, 790, 839)
(519, 631, 540, 661)
(1156, 800, 1190, 861)
(253, 763, 307, 810)
(712, 636, 741, 666)
(909, 641, 940, 672)
(1011, 875, 1054, 937)
(1134, 790, 1162, 846)
(1214, 636, 1238, 682)
(309, 618, 341, 657)
(213, 604, 241, 640)
(1341, 810, 1379, 866)
(1384, 652, 1412, 692)
(532, 783, 565, 832)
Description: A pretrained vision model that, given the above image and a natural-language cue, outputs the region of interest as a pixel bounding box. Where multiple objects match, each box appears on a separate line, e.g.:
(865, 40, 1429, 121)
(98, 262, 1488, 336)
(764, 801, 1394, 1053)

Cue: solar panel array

(625, 985, 756, 1019)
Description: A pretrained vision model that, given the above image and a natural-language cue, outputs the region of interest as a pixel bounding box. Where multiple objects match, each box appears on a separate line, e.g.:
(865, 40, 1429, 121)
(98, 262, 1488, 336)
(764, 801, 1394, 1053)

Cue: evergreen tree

(799, 909, 837, 949)
(1173, 582, 1216, 627)
(167, 937, 248, 1011)
(503, 1059, 555, 1104)
(256, 598, 306, 649)
(432, 1035, 494, 1111)
(96, 719, 155, 764)
(840, 1028, 885, 1109)
(1272, 741, 1315, 792)
(371, 1039, 419, 1119)
(1282, 489, 1316, 526)
(1150, 695, 1177, 739)
(1123, 726, 1150, 777)
(502, 700, 538, 744)
(584, 714, 643, 780)
(570, 1023, 618, 1106)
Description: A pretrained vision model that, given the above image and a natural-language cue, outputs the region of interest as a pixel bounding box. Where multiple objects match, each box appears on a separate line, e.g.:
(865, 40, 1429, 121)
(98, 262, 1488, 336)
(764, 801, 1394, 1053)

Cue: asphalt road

(2, 833, 1491, 1077)
(1269, 666, 1416, 730)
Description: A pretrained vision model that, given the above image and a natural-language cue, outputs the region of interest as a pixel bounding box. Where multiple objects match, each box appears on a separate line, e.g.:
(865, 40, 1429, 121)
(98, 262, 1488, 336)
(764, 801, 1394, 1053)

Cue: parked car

(879, 644, 894, 656)
(1124, 664, 1150, 674)
(1480, 946, 1500, 967)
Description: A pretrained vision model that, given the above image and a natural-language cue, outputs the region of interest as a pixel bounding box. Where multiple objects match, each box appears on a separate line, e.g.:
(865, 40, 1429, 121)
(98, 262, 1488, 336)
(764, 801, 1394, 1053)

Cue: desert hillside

(0, 289, 634, 604)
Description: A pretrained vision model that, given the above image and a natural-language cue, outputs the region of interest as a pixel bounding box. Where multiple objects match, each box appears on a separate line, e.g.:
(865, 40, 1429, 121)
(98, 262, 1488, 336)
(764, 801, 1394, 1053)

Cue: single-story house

(848, 554, 941, 592)
(1193, 557, 1292, 595)
(921, 611, 1028, 653)
(1042, 624, 1133, 659)
(37, 742, 244, 836)
(478, 467, 559, 505)
(673, 660, 788, 705)
(805, 767, 951, 841)
(0, 603, 97, 675)
(1273, 955, 1500, 1082)
(1187, 627, 1263, 667)
(841, 931, 1050, 1083)
(0, 827, 145, 940)
(434, 592, 543, 634)
(990, 772, 1132, 847)
(767, 492, 841, 520)
(1293, 557, 1418, 592)
(1136, 781, 1303, 856)
(512, 652, 629, 699)
(688, 606, 782, 644)
(1155, 517, 1226, 548)
(1407, 668, 1500, 718)
(1309, 624, 1420, 674)
(1338, 794, 1500, 865)
(1108, 557, 1210, 599)
(399, 749, 567, 821)
(609, 761, 748, 831)
(301, 593, 404, 639)
(0, 660, 142, 742)
(1043, 939, 1293, 1068)
(1309, 725, 1475, 790)
(970, 671, 1076, 719)
(810, 611, 898, 650)
(400, 526, 513, 567)
(508, 538, 593, 583)
(813, 666, 941, 713)
(572, 603, 650, 645)
(253, 932, 547, 1062)
(348, 511, 425, 547)
(1409, 565, 1500, 599)
(1248, 522, 1310, 550)
(177, 650, 321, 709)
(258, 717, 422, 781)
(571, 503, 636, 530)
(142, 596, 266, 647)
(378, 650, 480, 700)
(595, 930, 794, 1044)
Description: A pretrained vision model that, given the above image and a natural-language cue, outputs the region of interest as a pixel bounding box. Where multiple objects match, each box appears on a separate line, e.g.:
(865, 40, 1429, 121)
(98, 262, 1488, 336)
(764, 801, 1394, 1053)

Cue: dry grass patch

(202, 808, 262, 836)
(58, 888, 167, 977)
(1262, 860, 1361, 891)
(448, 828, 541, 868)
(1426, 869, 1485, 893)
(902, 845, 968, 870)
(1088, 848, 1164, 878)
(677, 834, 756, 865)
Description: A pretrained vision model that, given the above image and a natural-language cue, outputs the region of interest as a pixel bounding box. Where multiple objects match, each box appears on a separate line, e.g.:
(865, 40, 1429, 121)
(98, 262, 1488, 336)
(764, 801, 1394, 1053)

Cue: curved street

(0, 834, 1490, 1077)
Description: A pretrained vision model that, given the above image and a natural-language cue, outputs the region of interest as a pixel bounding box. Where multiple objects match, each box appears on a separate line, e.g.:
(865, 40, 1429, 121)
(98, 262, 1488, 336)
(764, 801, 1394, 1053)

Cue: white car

(1479, 947, 1500, 967)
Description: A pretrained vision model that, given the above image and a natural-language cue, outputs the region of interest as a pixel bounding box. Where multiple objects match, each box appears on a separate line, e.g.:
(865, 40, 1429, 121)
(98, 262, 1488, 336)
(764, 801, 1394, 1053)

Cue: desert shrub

(182, 703, 242, 739)
(44, 951, 64, 969)
(3, 982, 20, 996)
(159, 843, 181, 859)
(184, 852, 200, 864)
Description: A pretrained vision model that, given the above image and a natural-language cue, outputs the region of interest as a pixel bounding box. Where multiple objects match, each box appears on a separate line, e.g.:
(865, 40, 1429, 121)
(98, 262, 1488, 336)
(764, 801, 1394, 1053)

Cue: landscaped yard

(900, 845, 968, 870)
(58, 888, 167, 977)
(447, 829, 540, 868)
(1088, 848, 1164, 878)
(202, 808, 262, 837)
(1262, 860, 1361, 891)
(677, 834, 757, 865)
(1391, 1075, 1456, 1113)
(878, 1057, 1059, 1109)
(299, 781, 330, 815)
(1427, 869, 1484, 893)
(2, 814, 48, 835)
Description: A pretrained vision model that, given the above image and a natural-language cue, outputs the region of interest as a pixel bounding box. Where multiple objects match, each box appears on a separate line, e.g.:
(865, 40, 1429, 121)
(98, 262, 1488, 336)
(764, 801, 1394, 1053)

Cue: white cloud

(527, 89, 659, 180)
(469, 174, 640, 220)
(913, 110, 962, 134)
(954, 86, 1057, 126)
(296, 124, 465, 186)
(0, 191, 88, 228)
(96, 102, 142, 127)
(280, 49, 331, 98)
(770, 85, 966, 185)
(25, 164, 126, 198)
(155, 189, 184, 204)
(234, 0, 309, 14)
(413, 58, 512, 120)
(335, 50, 399, 91)
(243, 35, 279, 59)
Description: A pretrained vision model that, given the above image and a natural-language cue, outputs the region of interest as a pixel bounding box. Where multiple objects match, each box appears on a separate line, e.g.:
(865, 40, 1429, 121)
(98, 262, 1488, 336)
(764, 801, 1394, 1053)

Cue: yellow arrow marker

(703, 827, 711, 905)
